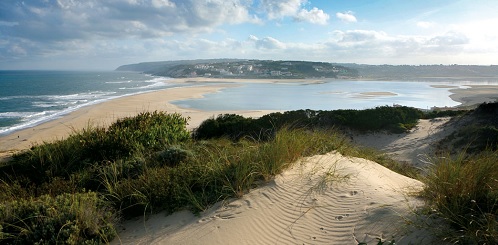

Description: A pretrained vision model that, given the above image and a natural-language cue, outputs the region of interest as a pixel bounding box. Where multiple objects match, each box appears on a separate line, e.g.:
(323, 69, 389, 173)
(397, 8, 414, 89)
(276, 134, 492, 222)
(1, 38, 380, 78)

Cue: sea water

(1, 70, 497, 137)
(0, 70, 179, 136)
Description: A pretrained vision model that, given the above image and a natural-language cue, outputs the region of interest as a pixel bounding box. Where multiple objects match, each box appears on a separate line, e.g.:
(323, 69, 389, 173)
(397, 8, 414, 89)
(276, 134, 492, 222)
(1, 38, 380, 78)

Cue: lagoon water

(1, 70, 497, 136)
(172, 80, 477, 111)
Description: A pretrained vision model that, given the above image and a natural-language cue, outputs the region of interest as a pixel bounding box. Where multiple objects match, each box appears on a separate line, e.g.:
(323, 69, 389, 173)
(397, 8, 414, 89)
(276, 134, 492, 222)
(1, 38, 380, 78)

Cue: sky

(1, 0, 498, 70)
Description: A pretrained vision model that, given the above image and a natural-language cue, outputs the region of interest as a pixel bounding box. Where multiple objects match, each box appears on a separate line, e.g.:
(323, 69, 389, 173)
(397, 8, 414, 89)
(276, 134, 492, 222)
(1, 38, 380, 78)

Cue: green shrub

(193, 107, 427, 141)
(193, 114, 257, 140)
(103, 111, 190, 157)
(0, 192, 116, 244)
(155, 146, 193, 167)
(2, 111, 190, 186)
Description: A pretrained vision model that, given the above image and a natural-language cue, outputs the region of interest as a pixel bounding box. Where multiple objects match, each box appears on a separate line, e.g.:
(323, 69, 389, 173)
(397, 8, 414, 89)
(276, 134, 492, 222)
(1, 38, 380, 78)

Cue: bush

(2, 111, 190, 186)
(103, 111, 190, 157)
(193, 107, 427, 141)
(0, 192, 116, 244)
(193, 114, 257, 140)
(155, 146, 193, 167)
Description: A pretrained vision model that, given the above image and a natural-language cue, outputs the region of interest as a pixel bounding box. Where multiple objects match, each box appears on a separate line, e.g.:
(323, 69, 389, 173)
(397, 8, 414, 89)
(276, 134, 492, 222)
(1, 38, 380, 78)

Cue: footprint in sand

(335, 213, 350, 220)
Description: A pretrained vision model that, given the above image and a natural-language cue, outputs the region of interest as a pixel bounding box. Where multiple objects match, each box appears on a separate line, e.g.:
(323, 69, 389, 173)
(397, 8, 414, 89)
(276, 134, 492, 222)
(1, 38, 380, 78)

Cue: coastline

(1, 77, 497, 243)
(1, 78, 497, 160)
(0, 79, 280, 159)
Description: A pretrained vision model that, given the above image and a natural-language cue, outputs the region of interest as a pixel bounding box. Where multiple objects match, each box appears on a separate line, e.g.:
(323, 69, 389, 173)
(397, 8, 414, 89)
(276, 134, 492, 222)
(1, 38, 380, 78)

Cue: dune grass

(422, 150, 498, 244)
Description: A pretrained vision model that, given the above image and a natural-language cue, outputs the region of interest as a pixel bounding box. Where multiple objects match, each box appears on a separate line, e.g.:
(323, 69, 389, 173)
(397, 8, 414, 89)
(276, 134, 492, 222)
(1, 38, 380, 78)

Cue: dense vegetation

(2, 110, 399, 244)
(194, 106, 466, 140)
(1, 104, 495, 244)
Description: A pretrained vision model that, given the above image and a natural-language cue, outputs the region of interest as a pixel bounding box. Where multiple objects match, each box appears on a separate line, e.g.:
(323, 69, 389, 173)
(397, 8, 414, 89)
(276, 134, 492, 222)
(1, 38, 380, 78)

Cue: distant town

(117, 59, 498, 80)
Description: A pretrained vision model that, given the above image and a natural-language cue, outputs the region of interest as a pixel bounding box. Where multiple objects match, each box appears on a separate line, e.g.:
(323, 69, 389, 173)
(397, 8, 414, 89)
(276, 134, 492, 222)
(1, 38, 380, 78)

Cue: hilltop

(116, 59, 498, 80)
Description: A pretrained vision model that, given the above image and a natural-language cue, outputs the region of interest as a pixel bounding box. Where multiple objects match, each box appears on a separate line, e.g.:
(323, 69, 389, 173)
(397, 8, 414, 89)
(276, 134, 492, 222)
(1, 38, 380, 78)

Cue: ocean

(1, 70, 497, 136)
(0, 70, 179, 136)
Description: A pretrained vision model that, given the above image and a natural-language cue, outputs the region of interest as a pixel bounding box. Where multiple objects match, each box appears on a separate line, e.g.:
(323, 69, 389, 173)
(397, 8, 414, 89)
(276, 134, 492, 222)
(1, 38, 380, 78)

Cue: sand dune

(112, 152, 434, 245)
(352, 118, 456, 167)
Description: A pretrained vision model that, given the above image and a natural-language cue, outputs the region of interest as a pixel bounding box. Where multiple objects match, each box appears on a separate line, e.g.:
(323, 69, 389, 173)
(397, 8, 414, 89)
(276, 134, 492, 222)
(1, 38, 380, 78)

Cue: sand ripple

(113, 152, 431, 245)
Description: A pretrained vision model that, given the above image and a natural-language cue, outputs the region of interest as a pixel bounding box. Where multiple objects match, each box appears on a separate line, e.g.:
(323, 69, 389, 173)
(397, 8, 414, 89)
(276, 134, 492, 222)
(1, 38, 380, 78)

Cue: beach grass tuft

(422, 150, 498, 244)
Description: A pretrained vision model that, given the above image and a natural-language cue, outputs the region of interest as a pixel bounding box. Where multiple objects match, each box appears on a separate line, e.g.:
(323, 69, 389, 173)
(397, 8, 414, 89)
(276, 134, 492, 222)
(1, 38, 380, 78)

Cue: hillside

(117, 59, 498, 80)
(116, 59, 358, 78)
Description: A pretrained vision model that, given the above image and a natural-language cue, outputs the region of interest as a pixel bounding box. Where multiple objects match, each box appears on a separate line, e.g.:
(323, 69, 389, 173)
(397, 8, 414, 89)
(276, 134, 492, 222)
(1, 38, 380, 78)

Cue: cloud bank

(0, 0, 496, 69)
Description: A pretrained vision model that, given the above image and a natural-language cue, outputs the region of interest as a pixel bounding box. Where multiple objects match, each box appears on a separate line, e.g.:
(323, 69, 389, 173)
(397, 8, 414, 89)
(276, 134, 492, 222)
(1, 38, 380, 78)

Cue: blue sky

(1, 0, 498, 70)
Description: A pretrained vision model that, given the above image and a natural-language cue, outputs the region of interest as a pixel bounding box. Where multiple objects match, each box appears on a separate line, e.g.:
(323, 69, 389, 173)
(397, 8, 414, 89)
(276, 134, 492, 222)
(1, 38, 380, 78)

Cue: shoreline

(1, 78, 497, 160)
(0, 80, 279, 159)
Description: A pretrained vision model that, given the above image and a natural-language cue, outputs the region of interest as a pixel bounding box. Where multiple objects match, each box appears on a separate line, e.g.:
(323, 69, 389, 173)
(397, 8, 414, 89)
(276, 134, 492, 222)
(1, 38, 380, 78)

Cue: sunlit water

(1, 71, 497, 136)
(172, 80, 494, 111)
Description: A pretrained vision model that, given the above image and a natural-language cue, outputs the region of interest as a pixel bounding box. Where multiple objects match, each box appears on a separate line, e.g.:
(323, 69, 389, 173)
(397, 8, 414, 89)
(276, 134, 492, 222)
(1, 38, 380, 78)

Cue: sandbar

(356, 91, 397, 97)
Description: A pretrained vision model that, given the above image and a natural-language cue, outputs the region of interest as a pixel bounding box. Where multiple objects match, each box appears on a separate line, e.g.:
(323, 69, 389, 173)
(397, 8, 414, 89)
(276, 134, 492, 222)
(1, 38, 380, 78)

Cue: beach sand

(351, 118, 456, 167)
(450, 85, 498, 107)
(1, 78, 496, 244)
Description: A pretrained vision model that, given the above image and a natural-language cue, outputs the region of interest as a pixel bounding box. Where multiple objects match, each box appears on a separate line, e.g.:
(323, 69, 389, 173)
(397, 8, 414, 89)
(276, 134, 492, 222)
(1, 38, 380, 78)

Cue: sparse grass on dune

(422, 150, 498, 244)
(102, 127, 349, 216)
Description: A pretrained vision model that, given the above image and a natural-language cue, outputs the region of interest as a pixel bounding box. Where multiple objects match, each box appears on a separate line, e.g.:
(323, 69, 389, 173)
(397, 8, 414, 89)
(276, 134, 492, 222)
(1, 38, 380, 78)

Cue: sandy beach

(0, 78, 496, 244)
(0, 80, 278, 158)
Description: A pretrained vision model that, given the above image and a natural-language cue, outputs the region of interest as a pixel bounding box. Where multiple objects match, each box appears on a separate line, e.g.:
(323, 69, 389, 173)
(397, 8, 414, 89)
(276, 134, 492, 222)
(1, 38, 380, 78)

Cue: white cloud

(429, 31, 469, 46)
(259, 0, 306, 19)
(331, 30, 390, 46)
(336, 11, 357, 23)
(325, 29, 480, 63)
(248, 36, 287, 49)
(151, 0, 175, 8)
(294, 7, 329, 25)
(2, 1, 497, 69)
(258, 0, 328, 25)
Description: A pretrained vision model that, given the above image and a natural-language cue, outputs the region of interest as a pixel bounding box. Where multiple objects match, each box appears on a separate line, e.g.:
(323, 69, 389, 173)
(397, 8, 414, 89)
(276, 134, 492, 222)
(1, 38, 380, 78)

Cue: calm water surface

(172, 80, 489, 111)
